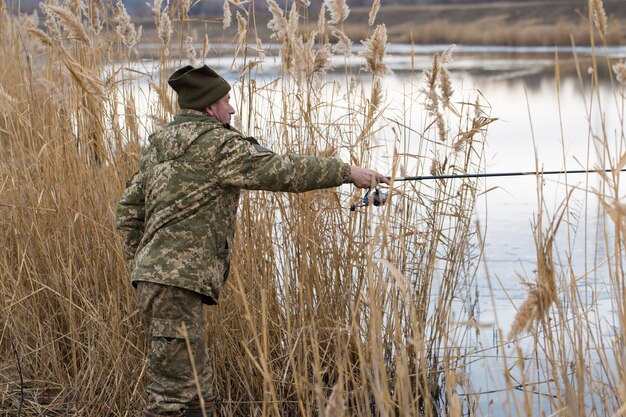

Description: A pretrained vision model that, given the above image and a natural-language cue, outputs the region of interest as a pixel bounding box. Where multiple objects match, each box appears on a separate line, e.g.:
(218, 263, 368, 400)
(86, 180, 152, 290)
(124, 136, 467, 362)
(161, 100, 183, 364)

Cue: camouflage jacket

(116, 109, 351, 303)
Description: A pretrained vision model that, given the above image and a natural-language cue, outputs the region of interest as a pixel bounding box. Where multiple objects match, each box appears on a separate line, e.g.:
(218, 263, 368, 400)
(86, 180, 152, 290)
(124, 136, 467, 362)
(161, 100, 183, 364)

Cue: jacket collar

(174, 109, 235, 131)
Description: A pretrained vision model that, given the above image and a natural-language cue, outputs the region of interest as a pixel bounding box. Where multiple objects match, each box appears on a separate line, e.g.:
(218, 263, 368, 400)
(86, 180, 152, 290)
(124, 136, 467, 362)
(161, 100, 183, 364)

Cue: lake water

(128, 44, 626, 414)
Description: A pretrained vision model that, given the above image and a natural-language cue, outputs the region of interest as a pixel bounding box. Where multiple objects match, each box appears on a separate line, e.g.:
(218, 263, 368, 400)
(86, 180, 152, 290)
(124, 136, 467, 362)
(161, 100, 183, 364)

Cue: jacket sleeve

(215, 136, 352, 192)
(115, 171, 146, 265)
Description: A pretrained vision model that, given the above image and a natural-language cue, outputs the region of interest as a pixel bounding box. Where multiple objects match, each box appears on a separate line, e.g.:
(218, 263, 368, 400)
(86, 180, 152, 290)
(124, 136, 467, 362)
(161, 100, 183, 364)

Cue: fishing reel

(349, 187, 388, 211)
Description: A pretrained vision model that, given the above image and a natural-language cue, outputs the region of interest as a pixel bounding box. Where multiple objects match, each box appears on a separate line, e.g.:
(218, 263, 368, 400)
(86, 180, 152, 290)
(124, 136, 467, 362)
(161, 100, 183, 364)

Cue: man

(116, 65, 389, 417)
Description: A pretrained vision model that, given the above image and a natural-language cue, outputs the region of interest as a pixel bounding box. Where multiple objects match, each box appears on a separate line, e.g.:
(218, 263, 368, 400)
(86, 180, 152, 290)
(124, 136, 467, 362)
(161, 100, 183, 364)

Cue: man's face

(206, 93, 235, 124)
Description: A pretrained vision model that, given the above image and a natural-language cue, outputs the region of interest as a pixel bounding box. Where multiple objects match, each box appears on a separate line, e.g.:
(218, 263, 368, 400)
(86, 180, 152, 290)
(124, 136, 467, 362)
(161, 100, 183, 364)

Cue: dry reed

(591, 0, 607, 43)
(324, 0, 349, 25)
(4, 0, 626, 416)
(614, 61, 626, 84)
(368, 0, 379, 27)
(113, 0, 141, 48)
(223, 0, 231, 29)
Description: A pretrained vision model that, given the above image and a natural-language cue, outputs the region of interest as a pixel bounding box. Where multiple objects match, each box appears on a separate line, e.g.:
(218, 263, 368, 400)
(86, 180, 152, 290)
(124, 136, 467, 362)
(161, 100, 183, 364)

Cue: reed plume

(331, 27, 351, 56)
(27, 27, 53, 47)
(367, 77, 383, 119)
(40, 0, 61, 40)
(234, 11, 248, 57)
(113, 0, 141, 48)
(318, 4, 326, 35)
(184, 35, 196, 66)
(44, 4, 90, 44)
(223, 0, 231, 29)
(368, 0, 380, 27)
(267, 0, 288, 41)
(324, 0, 349, 25)
(613, 61, 626, 84)
(182, 0, 192, 17)
(508, 192, 568, 340)
(591, 0, 607, 43)
(312, 43, 333, 75)
(439, 44, 455, 107)
(361, 24, 390, 77)
(153, 0, 172, 56)
(423, 54, 447, 141)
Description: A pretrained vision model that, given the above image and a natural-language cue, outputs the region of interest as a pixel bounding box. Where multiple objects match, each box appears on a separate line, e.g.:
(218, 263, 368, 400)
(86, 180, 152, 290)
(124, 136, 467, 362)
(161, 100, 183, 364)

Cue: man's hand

(349, 166, 390, 189)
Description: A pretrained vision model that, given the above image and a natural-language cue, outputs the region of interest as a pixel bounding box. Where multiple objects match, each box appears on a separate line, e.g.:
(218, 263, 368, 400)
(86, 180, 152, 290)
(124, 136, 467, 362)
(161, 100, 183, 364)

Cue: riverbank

(135, 0, 626, 47)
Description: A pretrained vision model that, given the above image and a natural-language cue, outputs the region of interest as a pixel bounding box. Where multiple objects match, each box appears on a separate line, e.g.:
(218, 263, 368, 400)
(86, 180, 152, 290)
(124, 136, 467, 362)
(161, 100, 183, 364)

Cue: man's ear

(204, 105, 213, 116)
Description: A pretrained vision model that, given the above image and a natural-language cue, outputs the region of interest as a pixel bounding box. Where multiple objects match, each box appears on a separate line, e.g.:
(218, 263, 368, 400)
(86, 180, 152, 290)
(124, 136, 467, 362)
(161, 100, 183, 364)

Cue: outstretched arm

(215, 136, 388, 191)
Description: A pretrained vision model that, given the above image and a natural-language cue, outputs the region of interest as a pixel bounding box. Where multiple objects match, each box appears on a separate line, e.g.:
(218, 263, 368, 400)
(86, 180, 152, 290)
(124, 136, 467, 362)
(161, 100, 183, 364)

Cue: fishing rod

(389, 168, 626, 182)
(350, 168, 626, 211)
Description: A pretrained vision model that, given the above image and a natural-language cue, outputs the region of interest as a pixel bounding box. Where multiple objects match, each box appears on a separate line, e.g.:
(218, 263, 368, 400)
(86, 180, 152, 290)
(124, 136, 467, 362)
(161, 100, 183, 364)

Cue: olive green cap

(167, 65, 231, 111)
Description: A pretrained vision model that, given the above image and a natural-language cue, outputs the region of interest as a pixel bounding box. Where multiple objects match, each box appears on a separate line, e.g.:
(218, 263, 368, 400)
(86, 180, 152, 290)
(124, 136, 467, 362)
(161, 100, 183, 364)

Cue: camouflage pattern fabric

(137, 281, 212, 416)
(116, 109, 351, 303)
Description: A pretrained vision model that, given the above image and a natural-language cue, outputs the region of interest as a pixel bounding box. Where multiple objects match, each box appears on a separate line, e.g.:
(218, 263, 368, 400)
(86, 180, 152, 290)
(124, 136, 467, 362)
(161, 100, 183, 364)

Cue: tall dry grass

(0, 0, 488, 414)
(2, 0, 625, 416)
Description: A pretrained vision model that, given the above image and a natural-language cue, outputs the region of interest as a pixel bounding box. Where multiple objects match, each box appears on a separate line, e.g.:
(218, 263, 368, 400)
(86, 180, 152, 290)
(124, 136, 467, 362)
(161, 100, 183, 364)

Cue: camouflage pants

(137, 281, 213, 416)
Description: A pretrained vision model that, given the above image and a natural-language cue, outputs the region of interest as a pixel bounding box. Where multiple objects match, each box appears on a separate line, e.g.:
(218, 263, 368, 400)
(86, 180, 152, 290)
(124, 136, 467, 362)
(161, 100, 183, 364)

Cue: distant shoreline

(134, 0, 626, 47)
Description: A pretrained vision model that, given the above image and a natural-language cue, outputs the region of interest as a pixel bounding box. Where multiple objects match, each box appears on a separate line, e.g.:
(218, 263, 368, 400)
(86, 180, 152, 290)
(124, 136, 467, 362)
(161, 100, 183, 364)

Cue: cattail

(184, 36, 196, 66)
(368, 0, 379, 27)
(45, 5, 90, 44)
(223, 0, 231, 29)
(113, 0, 141, 48)
(330, 27, 351, 56)
(613, 61, 626, 84)
(324, 0, 349, 25)
(591, 0, 607, 42)
(361, 24, 390, 77)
